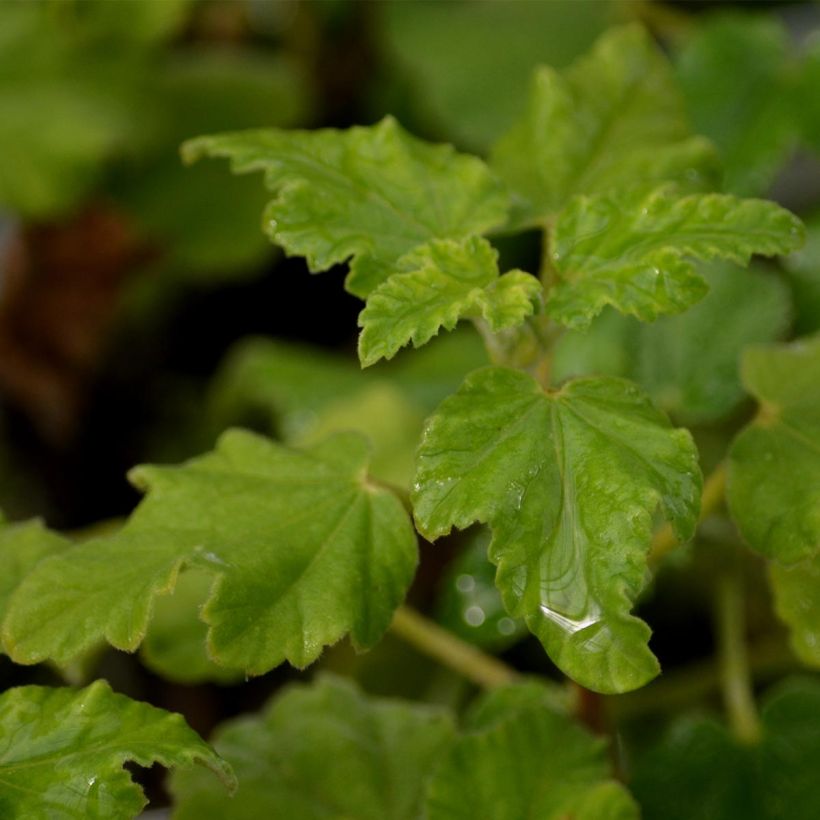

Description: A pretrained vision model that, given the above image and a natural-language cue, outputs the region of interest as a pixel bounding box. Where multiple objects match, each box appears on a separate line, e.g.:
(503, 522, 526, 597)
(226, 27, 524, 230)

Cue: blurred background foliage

(1, 0, 819, 814)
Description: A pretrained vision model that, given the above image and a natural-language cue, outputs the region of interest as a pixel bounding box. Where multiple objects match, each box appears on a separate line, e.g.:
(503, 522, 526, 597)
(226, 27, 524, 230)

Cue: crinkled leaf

(380, 0, 612, 149)
(425, 683, 638, 819)
(170, 674, 454, 820)
(727, 335, 820, 563)
(548, 185, 803, 327)
(358, 236, 540, 366)
(182, 116, 508, 297)
(553, 261, 792, 424)
(435, 528, 526, 651)
(2, 430, 417, 674)
(632, 678, 820, 820)
(491, 24, 717, 229)
(675, 14, 799, 197)
(0, 680, 233, 819)
(413, 367, 701, 693)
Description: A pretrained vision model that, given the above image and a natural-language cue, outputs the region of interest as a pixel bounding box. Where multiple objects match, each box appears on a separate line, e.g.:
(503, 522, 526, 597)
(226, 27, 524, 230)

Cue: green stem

(390, 605, 519, 690)
(715, 560, 762, 744)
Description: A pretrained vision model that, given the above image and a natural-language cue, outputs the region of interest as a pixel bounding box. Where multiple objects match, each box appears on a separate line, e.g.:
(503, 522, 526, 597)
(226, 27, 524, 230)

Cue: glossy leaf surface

(632, 678, 820, 820)
(0, 681, 233, 819)
(727, 335, 820, 563)
(3, 431, 417, 674)
(170, 675, 454, 820)
(182, 116, 508, 297)
(425, 682, 638, 819)
(548, 186, 803, 327)
(491, 24, 716, 229)
(358, 236, 540, 366)
(413, 367, 701, 692)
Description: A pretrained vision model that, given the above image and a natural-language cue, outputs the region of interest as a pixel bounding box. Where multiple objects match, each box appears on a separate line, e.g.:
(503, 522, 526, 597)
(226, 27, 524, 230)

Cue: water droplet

(464, 605, 486, 627)
(539, 603, 600, 634)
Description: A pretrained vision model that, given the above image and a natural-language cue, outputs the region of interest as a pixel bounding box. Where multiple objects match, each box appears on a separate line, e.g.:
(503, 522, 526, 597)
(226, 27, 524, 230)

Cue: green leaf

(631, 677, 820, 820)
(358, 236, 541, 366)
(770, 557, 820, 667)
(548, 185, 803, 327)
(727, 335, 820, 562)
(783, 209, 820, 335)
(170, 674, 455, 820)
(435, 528, 527, 651)
(0, 680, 233, 819)
(0, 518, 68, 631)
(553, 261, 792, 424)
(491, 24, 717, 229)
(182, 116, 509, 298)
(380, 0, 613, 150)
(140, 569, 243, 685)
(412, 367, 701, 693)
(424, 683, 638, 819)
(2, 430, 417, 674)
(675, 14, 799, 196)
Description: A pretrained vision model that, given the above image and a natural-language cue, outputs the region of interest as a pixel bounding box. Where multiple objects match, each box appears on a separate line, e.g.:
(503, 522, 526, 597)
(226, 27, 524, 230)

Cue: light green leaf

(0, 680, 233, 819)
(424, 683, 638, 820)
(770, 557, 820, 667)
(491, 24, 717, 229)
(0, 518, 69, 630)
(170, 674, 454, 820)
(358, 237, 540, 366)
(412, 367, 701, 693)
(553, 261, 792, 424)
(727, 335, 820, 562)
(2, 430, 417, 674)
(676, 14, 799, 196)
(631, 677, 820, 820)
(548, 185, 803, 327)
(182, 116, 509, 297)
(140, 569, 243, 685)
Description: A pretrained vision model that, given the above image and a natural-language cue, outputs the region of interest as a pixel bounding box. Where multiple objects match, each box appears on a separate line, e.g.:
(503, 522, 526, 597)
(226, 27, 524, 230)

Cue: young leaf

(170, 674, 455, 820)
(2, 430, 417, 675)
(727, 335, 820, 563)
(425, 682, 638, 819)
(358, 236, 541, 366)
(491, 24, 717, 229)
(0, 680, 234, 819)
(412, 367, 701, 693)
(548, 185, 803, 327)
(631, 678, 820, 820)
(182, 116, 508, 297)
(552, 261, 792, 425)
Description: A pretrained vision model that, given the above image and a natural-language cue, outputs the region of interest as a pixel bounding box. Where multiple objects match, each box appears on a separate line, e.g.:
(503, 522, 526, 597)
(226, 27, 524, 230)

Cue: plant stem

(715, 559, 762, 744)
(389, 605, 519, 690)
(648, 461, 727, 568)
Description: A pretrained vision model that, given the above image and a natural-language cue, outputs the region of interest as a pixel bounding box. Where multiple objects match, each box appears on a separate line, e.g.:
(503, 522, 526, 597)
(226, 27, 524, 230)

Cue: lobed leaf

(182, 116, 508, 297)
(491, 24, 717, 229)
(2, 430, 417, 675)
(727, 335, 820, 563)
(170, 674, 454, 820)
(548, 185, 803, 327)
(412, 367, 701, 693)
(0, 680, 233, 819)
(425, 682, 638, 820)
(552, 261, 792, 425)
(631, 678, 820, 820)
(358, 236, 541, 366)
